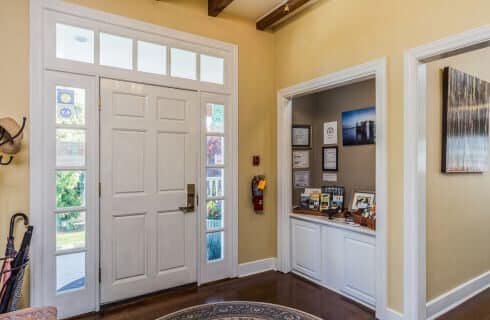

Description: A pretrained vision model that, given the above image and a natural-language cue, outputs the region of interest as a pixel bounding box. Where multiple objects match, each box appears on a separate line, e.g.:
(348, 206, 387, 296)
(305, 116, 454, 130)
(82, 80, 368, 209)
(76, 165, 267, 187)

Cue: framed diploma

(292, 125, 311, 148)
(294, 171, 310, 188)
(322, 146, 338, 171)
(292, 150, 309, 169)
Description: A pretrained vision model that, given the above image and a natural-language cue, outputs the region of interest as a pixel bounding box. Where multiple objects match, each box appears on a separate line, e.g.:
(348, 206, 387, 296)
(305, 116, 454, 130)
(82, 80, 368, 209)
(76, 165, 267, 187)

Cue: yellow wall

(0, 0, 30, 308)
(426, 48, 490, 300)
(274, 0, 490, 311)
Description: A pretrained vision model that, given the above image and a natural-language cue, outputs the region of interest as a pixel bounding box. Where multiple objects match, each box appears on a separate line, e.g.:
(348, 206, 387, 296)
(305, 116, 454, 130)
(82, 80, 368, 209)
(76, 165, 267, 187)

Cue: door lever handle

(179, 206, 194, 213)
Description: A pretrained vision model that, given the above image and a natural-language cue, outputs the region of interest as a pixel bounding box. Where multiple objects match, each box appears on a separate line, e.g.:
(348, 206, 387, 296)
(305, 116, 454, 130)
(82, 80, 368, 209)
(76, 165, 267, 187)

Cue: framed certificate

(294, 171, 310, 188)
(322, 146, 338, 171)
(323, 121, 338, 145)
(292, 125, 311, 148)
(292, 150, 309, 169)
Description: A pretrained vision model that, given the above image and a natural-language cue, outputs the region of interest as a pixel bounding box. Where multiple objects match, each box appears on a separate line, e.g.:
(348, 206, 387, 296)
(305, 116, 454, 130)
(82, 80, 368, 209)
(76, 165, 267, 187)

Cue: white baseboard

(426, 271, 490, 320)
(385, 308, 403, 320)
(238, 258, 277, 278)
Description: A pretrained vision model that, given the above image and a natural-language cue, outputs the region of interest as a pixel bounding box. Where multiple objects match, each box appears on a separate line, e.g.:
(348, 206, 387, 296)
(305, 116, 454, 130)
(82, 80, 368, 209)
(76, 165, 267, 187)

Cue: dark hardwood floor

(436, 288, 490, 320)
(74, 271, 374, 320)
(72, 271, 490, 320)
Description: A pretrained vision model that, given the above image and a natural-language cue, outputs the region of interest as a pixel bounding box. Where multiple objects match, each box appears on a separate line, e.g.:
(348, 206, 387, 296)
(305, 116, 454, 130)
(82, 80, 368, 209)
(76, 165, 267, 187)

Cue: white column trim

(276, 58, 389, 319)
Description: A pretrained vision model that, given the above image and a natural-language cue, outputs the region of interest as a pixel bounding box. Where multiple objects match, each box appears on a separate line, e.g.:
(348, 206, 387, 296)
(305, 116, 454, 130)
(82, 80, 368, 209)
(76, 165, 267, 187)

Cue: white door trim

(29, 0, 239, 314)
(403, 24, 490, 320)
(276, 58, 388, 319)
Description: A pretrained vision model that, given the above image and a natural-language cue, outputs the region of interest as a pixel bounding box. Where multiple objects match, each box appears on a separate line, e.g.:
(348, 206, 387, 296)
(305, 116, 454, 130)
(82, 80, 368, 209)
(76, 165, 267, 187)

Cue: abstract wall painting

(442, 67, 490, 173)
(341, 107, 376, 146)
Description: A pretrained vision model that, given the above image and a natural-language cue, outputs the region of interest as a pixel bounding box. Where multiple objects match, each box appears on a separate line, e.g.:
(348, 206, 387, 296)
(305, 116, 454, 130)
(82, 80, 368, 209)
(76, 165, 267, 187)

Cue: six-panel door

(100, 79, 199, 303)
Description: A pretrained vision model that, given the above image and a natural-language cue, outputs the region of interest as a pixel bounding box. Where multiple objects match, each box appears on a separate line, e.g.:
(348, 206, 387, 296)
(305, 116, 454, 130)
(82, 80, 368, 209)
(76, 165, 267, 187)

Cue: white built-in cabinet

(290, 215, 376, 308)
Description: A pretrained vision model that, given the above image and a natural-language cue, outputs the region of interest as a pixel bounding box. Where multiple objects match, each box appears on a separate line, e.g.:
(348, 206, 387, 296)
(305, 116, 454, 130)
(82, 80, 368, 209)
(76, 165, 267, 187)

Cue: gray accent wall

(292, 79, 376, 208)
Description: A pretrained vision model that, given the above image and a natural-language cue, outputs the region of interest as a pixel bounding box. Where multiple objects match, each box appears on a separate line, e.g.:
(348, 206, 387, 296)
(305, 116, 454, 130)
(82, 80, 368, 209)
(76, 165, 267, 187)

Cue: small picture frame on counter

(351, 191, 376, 210)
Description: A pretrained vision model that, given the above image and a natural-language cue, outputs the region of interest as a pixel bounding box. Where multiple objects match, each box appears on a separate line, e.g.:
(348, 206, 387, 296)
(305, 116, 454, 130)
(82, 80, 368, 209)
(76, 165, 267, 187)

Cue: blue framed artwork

(341, 107, 376, 146)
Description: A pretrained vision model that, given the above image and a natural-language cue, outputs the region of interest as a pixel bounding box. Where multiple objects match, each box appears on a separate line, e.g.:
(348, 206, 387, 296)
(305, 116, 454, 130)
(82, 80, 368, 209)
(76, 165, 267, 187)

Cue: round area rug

(157, 301, 321, 320)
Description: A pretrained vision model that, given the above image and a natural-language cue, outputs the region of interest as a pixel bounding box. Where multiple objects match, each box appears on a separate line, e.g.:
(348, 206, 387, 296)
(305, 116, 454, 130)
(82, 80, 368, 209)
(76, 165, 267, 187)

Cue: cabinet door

(342, 231, 376, 306)
(291, 219, 321, 280)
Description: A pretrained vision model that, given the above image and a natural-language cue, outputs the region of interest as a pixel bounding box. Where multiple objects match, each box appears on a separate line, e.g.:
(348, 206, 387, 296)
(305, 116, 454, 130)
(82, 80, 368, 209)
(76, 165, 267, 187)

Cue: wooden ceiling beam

(208, 0, 235, 17)
(256, 0, 312, 31)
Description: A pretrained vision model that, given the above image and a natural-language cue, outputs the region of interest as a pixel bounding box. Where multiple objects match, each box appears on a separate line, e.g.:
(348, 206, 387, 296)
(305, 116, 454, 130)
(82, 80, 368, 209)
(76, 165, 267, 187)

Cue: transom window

(55, 23, 225, 86)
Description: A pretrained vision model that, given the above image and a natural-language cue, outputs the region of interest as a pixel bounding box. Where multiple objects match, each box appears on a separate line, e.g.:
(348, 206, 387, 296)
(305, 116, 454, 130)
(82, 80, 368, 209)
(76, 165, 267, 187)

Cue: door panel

(100, 79, 199, 303)
(113, 130, 146, 194)
(157, 133, 186, 191)
(114, 214, 147, 280)
(157, 211, 186, 271)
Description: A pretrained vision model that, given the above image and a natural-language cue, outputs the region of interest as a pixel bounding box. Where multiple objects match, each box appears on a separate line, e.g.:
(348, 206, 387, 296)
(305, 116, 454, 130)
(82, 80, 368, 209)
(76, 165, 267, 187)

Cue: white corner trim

(403, 23, 490, 320)
(426, 271, 490, 320)
(238, 258, 277, 278)
(386, 308, 404, 320)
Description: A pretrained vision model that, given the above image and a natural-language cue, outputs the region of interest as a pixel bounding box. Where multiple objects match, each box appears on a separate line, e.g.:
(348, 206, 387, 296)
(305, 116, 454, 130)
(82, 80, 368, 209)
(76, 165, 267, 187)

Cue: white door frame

(403, 24, 490, 320)
(276, 58, 388, 319)
(29, 0, 239, 314)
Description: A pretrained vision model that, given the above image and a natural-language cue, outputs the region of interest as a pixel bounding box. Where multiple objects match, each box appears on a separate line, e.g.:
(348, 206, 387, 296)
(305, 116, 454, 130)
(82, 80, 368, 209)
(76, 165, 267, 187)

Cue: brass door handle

(179, 206, 194, 213)
(180, 184, 196, 213)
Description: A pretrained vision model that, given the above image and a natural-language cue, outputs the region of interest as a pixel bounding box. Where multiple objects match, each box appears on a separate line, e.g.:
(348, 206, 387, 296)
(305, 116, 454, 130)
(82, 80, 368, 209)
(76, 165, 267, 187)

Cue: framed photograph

(342, 107, 376, 145)
(351, 191, 376, 210)
(442, 67, 489, 173)
(323, 121, 338, 145)
(292, 125, 311, 148)
(292, 150, 309, 169)
(294, 171, 310, 188)
(322, 146, 338, 171)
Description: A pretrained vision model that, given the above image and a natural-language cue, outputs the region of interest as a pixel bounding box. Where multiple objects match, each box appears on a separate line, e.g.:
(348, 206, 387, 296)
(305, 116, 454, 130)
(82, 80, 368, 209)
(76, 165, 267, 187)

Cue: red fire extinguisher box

(251, 175, 266, 212)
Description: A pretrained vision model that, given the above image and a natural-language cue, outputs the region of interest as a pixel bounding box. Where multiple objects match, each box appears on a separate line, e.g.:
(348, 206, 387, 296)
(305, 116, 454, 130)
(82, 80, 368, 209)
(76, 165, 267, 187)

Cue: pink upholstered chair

(0, 307, 57, 320)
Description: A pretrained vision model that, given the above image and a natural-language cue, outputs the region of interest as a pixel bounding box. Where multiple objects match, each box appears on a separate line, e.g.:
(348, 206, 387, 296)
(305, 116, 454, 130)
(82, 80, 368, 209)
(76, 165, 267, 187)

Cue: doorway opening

(276, 59, 388, 319)
(404, 26, 490, 320)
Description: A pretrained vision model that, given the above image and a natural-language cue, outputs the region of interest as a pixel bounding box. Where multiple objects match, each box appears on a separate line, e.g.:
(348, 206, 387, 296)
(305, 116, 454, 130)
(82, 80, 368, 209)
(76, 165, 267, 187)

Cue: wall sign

(323, 121, 338, 145)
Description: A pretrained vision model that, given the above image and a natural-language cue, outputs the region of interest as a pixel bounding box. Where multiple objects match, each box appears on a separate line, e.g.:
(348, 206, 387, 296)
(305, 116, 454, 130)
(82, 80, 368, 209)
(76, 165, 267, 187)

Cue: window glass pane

(56, 171, 86, 209)
(170, 48, 196, 80)
(200, 54, 224, 84)
(56, 86, 86, 125)
(206, 168, 224, 198)
(100, 33, 133, 70)
(56, 211, 86, 251)
(56, 252, 86, 293)
(56, 23, 94, 64)
(138, 41, 167, 75)
(207, 231, 224, 262)
(207, 200, 224, 230)
(207, 136, 224, 166)
(206, 103, 224, 133)
(56, 129, 85, 167)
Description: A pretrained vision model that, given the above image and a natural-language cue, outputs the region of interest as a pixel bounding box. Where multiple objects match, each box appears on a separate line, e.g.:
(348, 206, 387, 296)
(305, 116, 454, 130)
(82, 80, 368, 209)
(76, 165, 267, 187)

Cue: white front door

(100, 79, 199, 303)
